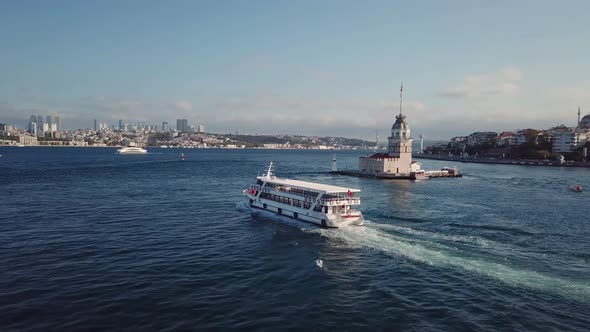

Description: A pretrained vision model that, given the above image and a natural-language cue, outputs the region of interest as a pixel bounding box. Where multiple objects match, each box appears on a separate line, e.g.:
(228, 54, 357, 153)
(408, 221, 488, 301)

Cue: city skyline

(1, 1, 589, 139)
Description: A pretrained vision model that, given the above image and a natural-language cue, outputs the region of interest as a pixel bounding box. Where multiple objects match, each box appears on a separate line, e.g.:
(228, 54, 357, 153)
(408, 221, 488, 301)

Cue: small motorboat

(570, 184, 583, 192)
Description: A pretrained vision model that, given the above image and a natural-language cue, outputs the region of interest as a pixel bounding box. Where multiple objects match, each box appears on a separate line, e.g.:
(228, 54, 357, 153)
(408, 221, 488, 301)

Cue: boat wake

(237, 202, 589, 302)
(305, 221, 590, 302)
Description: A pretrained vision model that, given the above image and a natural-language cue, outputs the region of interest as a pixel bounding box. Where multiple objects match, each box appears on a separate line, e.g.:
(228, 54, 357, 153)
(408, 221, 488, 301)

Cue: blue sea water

(0, 147, 589, 331)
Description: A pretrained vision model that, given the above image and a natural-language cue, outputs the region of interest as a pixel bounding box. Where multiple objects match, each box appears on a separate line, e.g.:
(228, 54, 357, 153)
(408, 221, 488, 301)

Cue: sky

(1, 0, 589, 140)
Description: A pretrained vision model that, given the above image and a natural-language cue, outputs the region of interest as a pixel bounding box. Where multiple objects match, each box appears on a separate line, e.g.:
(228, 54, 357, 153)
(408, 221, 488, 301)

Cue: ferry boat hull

(244, 162, 364, 228)
(248, 198, 363, 228)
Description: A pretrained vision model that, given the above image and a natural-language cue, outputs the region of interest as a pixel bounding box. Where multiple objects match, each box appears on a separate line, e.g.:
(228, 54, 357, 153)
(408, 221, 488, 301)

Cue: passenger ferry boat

(117, 147, 148, 154)
(245, 162, 364, 228)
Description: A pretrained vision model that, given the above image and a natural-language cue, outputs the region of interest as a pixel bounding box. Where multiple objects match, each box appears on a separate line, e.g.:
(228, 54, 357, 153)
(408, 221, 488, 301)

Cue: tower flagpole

(399, 82, 403, 116)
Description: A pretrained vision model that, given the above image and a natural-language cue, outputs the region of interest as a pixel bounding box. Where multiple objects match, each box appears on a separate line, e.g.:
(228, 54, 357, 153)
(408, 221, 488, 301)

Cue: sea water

(0, 147, 588, 331)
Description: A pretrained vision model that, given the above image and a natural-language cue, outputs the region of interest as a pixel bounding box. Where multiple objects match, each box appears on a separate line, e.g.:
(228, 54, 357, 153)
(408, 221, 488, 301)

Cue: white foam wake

(307, 222, 590, 302)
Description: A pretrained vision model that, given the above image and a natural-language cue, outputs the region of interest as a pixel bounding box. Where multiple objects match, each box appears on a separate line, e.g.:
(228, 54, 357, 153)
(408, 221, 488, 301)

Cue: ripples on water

(0, 147, 589, 331)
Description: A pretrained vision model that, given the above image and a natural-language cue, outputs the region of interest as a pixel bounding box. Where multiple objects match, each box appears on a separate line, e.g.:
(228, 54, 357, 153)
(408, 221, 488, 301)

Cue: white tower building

(358, 83, 420, 176)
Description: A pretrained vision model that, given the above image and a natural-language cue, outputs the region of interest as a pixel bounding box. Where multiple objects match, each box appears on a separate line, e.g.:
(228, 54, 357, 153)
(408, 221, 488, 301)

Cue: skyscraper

(28, 115, 37, 135)
(119, 119, 123, 131)
(162, 121, 168, 131)
(176, 119, 188, 132)
(55, 116, 61, 131)
(36, 115, 43, 135)
(94, 119, 97, 131)
(46, 115, 53, 125)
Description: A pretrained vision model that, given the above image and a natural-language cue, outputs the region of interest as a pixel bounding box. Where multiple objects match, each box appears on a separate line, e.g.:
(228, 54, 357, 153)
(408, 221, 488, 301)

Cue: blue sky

(1, 0, 589, 139)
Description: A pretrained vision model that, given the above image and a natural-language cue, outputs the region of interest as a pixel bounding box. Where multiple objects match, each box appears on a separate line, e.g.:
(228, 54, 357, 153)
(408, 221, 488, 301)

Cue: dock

(330, 167, 462, 180)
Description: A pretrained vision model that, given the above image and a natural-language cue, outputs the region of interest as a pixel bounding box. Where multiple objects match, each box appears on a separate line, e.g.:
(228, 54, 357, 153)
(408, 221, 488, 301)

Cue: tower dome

(580, 114, 590, 128)
(391, 113, 410, 139)
(391, 114, 409, 131)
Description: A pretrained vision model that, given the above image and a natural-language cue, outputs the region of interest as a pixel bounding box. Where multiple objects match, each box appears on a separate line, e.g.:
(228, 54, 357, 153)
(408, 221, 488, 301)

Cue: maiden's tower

(358, 84, 422, 178)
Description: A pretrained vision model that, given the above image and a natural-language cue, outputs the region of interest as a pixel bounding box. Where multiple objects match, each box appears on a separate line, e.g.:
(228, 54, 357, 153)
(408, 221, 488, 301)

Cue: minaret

(419, 133, 425, 154)
(375, 129, 379, 149)
(578, 106, 581, 127)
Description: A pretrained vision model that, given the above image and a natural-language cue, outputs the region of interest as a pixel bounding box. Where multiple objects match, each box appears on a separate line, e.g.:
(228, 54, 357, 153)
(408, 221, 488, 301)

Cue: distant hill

(224, 134, 375, 148)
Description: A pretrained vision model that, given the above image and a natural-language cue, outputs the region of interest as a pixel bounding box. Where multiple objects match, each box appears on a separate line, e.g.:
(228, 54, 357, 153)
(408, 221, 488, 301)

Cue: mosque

(578, 107, 590, 128)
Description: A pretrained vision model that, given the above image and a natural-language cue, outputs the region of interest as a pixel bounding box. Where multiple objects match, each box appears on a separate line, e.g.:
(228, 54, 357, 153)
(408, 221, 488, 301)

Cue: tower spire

(399, 82, 404, 117)
(578, 106, 581, 127)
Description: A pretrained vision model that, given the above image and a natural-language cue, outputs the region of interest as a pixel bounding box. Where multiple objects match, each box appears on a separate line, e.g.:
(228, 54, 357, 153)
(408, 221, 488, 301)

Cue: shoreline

(414, 154, 590, 168)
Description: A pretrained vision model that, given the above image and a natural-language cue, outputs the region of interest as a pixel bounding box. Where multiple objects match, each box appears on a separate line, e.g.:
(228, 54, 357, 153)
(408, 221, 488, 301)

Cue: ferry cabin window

(257, 179, 263, 185)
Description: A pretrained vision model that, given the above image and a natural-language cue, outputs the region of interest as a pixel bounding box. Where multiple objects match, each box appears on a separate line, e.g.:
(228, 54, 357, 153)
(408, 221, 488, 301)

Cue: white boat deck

(258, 176, 360, 194)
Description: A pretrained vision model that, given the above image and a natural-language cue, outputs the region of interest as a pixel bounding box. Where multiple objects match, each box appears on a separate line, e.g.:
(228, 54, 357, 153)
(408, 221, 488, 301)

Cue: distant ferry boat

(245, 162, 364, 228)
(117, 147, 148, 154)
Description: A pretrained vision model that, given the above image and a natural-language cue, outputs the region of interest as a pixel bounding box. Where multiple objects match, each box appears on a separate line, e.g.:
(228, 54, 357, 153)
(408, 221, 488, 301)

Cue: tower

(578, 106, 581, 127)
(387, 83, 413, 167)
(375, 129, 379, 148)
(331, 154, 337, 172)
(419, 134, 425, 154)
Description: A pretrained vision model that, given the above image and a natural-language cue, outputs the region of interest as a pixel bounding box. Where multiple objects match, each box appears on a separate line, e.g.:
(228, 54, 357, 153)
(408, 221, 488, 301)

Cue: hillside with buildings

(0, 116, 375, 149)
(424, 110, 590, 161)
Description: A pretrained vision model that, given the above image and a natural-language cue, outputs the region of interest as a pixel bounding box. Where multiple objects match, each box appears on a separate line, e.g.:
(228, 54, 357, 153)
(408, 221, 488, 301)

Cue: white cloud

(169, 101, 193, 112)
(441, 66, 523, 98)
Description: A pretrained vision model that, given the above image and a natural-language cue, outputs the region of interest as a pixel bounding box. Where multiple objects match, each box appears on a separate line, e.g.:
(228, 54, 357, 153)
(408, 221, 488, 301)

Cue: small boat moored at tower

(245, 162, 364, 228)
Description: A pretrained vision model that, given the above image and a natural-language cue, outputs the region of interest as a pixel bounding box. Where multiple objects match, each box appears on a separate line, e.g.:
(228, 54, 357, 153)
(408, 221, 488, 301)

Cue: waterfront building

(497, 132, 514, 146)
(552, 126, 578, 152)
(512, 129, 538, 146)
(263, 143, 290, 149)
(198, 124, 205, 133)
(19, 135, 38, 146)
(466, 132, 498, 146)
(358, 84, 421, 176)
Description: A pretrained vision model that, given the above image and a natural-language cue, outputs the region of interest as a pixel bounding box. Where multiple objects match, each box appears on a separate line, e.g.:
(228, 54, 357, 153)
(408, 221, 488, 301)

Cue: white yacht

(245, 162, 364, 228)
(117, 147, 148, 154)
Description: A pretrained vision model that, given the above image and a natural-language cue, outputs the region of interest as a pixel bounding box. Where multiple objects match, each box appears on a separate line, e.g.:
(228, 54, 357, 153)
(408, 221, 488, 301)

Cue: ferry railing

(250, 186, 360, 205)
